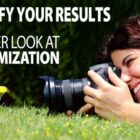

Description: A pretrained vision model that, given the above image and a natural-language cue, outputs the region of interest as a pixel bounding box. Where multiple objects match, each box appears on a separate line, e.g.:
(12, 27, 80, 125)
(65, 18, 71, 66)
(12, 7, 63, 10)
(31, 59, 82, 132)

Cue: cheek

(130, 65, 140, 77)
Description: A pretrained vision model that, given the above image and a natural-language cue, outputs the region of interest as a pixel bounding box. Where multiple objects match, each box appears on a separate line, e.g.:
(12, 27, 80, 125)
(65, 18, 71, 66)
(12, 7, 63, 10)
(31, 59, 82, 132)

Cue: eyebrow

(122, 54, 132, 65)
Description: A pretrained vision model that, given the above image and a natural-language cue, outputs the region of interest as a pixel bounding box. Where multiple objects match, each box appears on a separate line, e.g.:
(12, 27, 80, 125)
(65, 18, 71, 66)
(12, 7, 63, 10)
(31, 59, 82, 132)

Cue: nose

(120, 72, 132, 83)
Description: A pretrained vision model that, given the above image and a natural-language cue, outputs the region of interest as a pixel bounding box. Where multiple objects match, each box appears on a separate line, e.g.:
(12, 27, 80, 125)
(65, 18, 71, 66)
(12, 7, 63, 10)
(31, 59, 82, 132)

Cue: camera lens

(39, 76, 89, 113)
(39, 63, 120, 113)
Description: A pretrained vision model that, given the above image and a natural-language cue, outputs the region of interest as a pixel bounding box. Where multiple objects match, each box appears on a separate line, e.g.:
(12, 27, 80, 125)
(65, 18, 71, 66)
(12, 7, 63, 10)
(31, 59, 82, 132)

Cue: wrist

(121, 102, 140, 122)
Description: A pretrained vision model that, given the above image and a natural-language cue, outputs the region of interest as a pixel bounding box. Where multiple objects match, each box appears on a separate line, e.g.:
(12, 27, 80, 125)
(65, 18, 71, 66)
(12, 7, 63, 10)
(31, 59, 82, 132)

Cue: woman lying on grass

(69, 15, 140, 122)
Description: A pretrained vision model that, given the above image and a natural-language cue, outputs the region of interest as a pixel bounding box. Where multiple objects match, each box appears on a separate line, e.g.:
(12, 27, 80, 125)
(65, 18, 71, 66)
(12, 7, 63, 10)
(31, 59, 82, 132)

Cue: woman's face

(111, 49, 140, 95)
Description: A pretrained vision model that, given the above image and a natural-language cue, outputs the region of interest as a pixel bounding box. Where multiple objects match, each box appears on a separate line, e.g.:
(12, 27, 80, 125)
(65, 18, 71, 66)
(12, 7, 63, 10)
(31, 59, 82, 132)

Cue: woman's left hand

(83, 67, 134, 120)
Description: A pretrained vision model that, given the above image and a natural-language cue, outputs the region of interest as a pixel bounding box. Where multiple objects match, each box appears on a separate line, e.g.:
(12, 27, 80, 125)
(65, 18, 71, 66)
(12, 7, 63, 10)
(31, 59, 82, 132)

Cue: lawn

(0, 106, 140, 140)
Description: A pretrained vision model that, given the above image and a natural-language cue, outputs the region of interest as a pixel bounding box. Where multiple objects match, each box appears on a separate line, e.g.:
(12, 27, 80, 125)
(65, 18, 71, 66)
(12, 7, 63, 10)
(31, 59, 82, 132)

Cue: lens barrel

(39, 76, 89, 113)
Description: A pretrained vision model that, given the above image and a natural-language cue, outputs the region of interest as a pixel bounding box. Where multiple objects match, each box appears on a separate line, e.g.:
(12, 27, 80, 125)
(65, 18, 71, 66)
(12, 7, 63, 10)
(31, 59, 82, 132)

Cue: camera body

(39, 63, 120, 113)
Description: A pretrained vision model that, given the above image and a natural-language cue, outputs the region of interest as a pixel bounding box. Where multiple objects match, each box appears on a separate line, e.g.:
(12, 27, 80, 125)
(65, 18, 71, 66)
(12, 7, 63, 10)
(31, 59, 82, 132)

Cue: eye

(126, 58, 135, 67)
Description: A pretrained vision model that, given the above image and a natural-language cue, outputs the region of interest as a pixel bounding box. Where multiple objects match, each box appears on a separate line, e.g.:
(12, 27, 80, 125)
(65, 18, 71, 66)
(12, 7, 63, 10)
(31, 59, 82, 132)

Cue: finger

(88, 70, 110, 89)
(66, 110, 73, 116)
(77, 104, 93, 115)
(84, 95, 97, 106)
(83, 85, 99, 98)
(108, 67, 125, 87)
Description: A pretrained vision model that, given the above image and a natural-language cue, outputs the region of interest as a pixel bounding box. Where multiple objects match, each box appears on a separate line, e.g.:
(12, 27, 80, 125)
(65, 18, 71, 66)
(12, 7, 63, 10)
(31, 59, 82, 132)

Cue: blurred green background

(0, 0, 140, 106)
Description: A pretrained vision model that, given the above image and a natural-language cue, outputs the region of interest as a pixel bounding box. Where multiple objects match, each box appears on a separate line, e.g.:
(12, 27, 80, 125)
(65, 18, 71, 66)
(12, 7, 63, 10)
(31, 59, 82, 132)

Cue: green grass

(0, 106, 140, 140)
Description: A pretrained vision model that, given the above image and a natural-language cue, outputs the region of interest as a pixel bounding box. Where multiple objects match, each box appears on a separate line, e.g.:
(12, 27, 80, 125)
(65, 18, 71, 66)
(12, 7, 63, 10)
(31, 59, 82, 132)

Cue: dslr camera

(39, 63, 120, 113)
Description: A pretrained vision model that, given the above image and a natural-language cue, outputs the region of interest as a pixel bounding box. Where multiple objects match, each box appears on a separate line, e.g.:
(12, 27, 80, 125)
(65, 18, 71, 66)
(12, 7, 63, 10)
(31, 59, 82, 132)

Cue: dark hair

(101, 15, 140, 62)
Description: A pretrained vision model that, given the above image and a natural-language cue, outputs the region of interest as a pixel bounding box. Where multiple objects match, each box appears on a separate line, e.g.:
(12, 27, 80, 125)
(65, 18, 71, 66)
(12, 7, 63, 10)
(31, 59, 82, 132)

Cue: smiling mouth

(134, 84, 140, 94)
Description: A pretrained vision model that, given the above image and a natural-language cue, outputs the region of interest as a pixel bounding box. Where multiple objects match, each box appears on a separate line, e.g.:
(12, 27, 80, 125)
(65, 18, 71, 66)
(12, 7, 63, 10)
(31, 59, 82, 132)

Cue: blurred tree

(0, 0, 140, 105)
